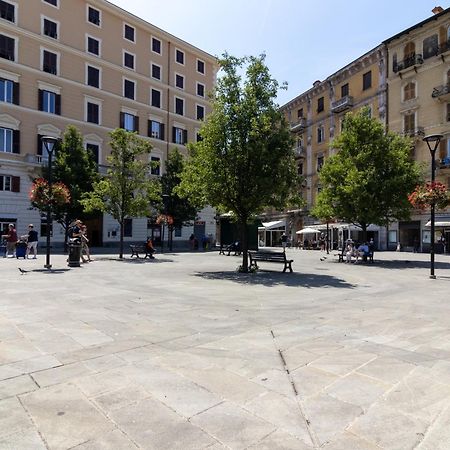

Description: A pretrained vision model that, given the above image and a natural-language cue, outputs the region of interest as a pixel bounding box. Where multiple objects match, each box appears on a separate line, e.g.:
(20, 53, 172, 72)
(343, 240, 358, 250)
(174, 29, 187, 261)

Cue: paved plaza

(1, 249, 450, 449)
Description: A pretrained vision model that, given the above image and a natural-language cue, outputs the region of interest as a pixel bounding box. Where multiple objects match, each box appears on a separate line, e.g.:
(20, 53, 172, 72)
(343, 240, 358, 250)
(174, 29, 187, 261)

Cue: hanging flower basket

(156, 214, 174, 226)
(408, 182, 450, 210)
(29, 178, 71, 210)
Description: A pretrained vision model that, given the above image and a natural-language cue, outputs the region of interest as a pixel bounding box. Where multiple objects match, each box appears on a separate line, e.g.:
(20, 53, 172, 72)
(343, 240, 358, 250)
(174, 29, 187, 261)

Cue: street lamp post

(161, 194, 169, 253)
(423, 134, 443, 279)
(41, 136, 58, 270)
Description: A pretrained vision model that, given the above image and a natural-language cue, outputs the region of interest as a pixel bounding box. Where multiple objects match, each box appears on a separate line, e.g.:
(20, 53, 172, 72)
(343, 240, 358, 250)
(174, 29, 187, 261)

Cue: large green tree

(178, 53, 301, 271)
(38, 126, 98, 250)
(313, 108, 422, 241)
(81, 129, 160, 258)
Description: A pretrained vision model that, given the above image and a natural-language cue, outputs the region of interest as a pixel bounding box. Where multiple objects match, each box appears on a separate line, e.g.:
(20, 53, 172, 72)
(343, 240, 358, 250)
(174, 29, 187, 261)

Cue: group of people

(344, 238, 374, 263)
(68, 219, 91, 263)
(1, 223, 39, 259)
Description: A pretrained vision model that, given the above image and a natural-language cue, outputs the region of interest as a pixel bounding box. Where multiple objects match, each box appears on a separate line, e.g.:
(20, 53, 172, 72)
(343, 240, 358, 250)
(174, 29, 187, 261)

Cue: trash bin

(68, 238, 82, 267)
(16, 241, 27, 259)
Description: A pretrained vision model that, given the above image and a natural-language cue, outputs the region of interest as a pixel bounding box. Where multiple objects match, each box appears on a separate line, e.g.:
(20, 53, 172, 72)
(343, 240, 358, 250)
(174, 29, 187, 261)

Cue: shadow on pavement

(120, 257, 175, 264)
(193, 270, 355, 289)
(338, 259, 450, 270)
(32, 268, 71, 274)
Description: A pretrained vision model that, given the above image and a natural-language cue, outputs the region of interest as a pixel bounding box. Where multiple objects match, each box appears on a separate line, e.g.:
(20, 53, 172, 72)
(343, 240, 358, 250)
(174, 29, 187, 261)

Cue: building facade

(385, 6, 450, 253)
(0, 0, 218, 247)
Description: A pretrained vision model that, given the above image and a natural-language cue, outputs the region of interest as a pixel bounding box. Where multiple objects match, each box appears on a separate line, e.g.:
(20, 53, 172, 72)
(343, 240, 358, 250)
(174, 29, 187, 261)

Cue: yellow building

(385, 6, 450, 252)
(0, 0, 218, 246)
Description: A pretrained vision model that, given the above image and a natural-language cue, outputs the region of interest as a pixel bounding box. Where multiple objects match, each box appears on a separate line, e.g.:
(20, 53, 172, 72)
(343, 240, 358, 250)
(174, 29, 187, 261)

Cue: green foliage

(314, 108, 422, 235)
(178, 53, 301, 270)
(81, 129, 161, 257)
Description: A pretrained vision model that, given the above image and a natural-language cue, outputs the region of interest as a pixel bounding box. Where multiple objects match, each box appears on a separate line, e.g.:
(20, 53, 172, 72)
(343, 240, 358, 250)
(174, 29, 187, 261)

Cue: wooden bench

(248, 250, 293, 273)
(130, 244, 154, 259)
(335, 247, 374, 263)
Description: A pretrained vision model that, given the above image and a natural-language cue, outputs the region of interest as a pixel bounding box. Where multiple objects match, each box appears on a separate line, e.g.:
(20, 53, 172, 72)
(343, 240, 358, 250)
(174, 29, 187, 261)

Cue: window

(86, 102, 99, 124)
(87, 36, 100, 56)
(197, 59, 205, 74)
(404, 113, 415, 135)
(43, 18, 58, 39)
(39, 89, 61, 114)
(447, 103, 450, 122)
(88, 6, 100, 26)
(123, 79, 135, 100)
(317, 125, 324, 143)
(0, 34, 15, 61)
(196, 104, 205, 120)
(120, 112, 138, 132)
(87, 65, 100, 88)
(124, 24, 135, 42)
(175, 226, 182, 237)
(0, 1, 15, 23)
(196, 131, 202, 142)
(423, 34, 438, 59)
(172, 127, 187, 145)
(404, 42, 415, 59)
(0, 127, 19, 153)
(0, 174, 19, 191)
(42, 49, 57, 74)
(175, 97, 184, 115)
(148, 120, 164, 140)
(175, 49, 184, 65)
(124, 218, 133, 237)
(152, 37, 161, 54)
(86, 143, 99, 164)
(43, 0, 57, 6)
(124, 52, 134, 69)
(197, 82, 205, 97)
(341, 83, 349, 98)
(404, 82, 415, 101)
(151, 89, 161, 108)
(297, 108, 303, 118)
(0, 77, 18, 104)
(150, 156, 160, 175)
(297, 162, 303, 176)
(363, 71, 372, 90)
(317, 97, 324, 113)
(317, 155, 324, 172)
(175, 73, 184, 89)
(151, 63, 161, 80)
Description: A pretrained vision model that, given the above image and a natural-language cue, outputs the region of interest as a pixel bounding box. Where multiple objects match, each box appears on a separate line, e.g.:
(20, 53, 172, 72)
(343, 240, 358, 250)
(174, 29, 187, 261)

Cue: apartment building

(279, 45, 387, 246)
(0, 0, 217, 246)
(384, 6, 450, 252)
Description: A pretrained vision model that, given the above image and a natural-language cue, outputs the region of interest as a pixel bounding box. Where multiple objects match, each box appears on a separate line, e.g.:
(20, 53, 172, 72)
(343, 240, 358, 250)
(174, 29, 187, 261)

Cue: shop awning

(261, 220, 285, 230)
(296, 227, 320, 234)
(425, 216, 450, 227)
(336, 223, 379, 231)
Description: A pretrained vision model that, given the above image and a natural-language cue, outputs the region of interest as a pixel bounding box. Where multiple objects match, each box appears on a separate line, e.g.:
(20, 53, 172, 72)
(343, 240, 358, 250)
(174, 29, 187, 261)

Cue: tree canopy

(313, 108, 422, 239)
(81, 129, 160, 258)
(178, 53, 301, 271)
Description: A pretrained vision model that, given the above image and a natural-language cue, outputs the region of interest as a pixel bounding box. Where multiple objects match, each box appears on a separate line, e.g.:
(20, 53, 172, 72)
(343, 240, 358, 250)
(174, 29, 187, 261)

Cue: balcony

(290, 117, 307, 133)
(404, 127, 425, 139)
(293, 145, 305, 158)
(25, 154, 48, 165)
(331, 95, 354, 113)
(98, 164, 109, 175)
(432, 83, 450, 101)
(393, 54, 424, 74)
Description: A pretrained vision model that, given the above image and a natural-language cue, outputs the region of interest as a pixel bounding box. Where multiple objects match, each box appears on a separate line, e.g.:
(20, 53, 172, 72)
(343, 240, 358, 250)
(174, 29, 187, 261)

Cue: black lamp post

(423, 134, 443, 279)
(41, 136, 58, 270)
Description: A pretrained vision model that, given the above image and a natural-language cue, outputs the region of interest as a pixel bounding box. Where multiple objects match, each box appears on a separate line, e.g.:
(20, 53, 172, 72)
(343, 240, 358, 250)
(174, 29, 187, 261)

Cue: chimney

(432, 6, 444, 14)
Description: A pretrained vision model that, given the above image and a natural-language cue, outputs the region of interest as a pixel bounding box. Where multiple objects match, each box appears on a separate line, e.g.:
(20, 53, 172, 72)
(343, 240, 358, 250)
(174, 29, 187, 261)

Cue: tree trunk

(361, 224, 368, 243)
(239, 219, 249, 272)
(169, 226, 173, 251)
(63, 217, 70, 253)
(119, 220, 124, 259)
(385, 219, 390, 251)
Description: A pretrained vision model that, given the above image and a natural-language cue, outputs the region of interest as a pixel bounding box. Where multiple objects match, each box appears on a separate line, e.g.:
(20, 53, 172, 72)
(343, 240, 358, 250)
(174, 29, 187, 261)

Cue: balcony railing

(98, 164, 109, 174)
(25, 154, 48, 165)
(432, 83, 450, 100)
(393, 54, 424, 74)
(290, 117, 307, 133)
(331, 95, 354, 113)
(404, 127, 425, 138)
(293, 145, 305, 158)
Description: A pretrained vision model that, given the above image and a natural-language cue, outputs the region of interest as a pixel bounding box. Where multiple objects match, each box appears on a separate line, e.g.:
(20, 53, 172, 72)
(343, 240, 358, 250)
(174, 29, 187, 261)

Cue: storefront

(424, 216, 450, 254)
(258, 220, 286, 247)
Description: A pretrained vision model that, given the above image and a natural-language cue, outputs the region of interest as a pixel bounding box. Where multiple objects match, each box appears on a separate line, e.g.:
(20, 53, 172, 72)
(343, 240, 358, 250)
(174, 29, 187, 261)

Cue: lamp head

(423, 134, 443, 154)
(41, 136, 58, 155)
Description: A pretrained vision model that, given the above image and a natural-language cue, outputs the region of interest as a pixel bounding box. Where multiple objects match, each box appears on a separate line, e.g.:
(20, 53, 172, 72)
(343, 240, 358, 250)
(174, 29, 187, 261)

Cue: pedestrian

(26, 224, 38, 259)
(281, 232, 288, 250)
(413, 237, 419, 253)
(2, 223, 17, 257)
(319, 233, 326, 251)
(345, 239, 354, 263)
(189, 233, 195, 250)
(145, 237, 156, 259)
(81, 224, 91, 262)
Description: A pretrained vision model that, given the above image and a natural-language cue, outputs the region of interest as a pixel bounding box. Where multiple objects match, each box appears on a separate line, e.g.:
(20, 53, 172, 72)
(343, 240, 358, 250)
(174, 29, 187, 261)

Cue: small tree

(81, 129, 160, 258)
(315, 108, 422, 242)
(179, 53, 301, 271)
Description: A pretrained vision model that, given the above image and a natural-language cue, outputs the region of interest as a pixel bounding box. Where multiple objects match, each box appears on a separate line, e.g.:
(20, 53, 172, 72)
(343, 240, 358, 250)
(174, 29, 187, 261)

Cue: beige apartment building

(278, 45, 387, 248)
(385, 6, 450, 253)
(0, 0, 217, 246)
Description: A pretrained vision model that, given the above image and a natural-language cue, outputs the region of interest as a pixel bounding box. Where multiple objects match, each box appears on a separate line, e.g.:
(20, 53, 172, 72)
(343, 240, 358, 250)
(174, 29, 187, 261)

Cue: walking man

(26, 224, 38, 259)
(2, 223, 17, 257)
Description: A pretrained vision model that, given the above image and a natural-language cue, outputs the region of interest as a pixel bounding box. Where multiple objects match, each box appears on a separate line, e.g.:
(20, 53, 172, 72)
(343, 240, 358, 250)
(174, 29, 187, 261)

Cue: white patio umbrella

(296, 227, 319, 234)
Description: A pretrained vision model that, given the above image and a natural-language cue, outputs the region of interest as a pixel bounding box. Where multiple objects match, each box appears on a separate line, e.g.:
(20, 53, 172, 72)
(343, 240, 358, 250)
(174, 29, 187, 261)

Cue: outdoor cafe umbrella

(296, 227, 319, 234)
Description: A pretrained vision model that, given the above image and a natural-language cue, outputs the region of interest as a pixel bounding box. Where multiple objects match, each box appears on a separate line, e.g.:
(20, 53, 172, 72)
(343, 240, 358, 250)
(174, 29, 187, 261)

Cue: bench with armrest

(248, 250, 293, 273)
(130, 244, 155, 259)
(335, 247, 374, 263)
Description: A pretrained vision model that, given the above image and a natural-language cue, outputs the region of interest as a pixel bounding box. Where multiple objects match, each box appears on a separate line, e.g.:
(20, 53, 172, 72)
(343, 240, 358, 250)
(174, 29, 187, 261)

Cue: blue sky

(111, 0, 447, 105)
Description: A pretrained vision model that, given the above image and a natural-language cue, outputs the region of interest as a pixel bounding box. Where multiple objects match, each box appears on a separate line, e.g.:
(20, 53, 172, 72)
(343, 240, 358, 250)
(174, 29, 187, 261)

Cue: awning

(336, 223, 379, 231)
(425, 216, 450, 227)
(296, 227, 320, 234)
(261, 220, 285, 230)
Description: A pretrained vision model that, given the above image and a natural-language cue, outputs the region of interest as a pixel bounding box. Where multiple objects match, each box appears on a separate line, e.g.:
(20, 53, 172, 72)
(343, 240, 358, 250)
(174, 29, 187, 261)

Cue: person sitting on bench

(145, 238, 156, 259)
(355, 242, 369, 263)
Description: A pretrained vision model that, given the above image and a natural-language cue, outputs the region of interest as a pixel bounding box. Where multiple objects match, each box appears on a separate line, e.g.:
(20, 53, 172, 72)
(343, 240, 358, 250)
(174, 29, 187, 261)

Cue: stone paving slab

(1, 249, 450, 449)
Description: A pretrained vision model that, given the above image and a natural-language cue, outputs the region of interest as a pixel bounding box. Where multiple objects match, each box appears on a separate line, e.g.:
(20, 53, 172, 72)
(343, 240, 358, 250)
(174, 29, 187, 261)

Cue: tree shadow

(120, 257, 174, 264)
(342, 259, 450, 270)
(193, 270, 355, 289)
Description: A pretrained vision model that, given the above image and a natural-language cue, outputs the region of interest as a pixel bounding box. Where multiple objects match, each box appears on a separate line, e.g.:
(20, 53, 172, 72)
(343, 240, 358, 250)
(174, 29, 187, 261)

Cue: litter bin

(16, 240, 27, 259)
(68, 238, 82, 267)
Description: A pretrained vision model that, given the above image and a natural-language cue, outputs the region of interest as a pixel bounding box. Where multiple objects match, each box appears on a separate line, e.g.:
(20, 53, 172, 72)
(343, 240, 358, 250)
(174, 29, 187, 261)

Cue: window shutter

(13, 82, 19, 105)
(172, 126, 176, 143)
(0, 176, 3, 190)
(11, 176, 20, 193)
(183, 130, 188, 145)
(160, 123, 165, 141)
(439, 139, 447, 160)
(38, 89, 43, 111)
(37, 134, 43, 155)
(134, 116, 139, 133)
(120, 112, 125, 129)
(12, 130, 20, 154)
(147, 120, 151, 137)
(55, 94, 61, 115)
